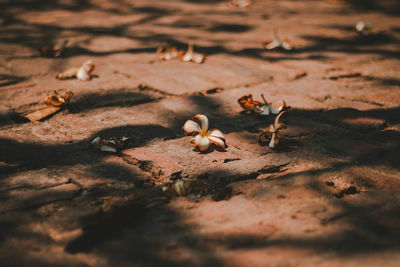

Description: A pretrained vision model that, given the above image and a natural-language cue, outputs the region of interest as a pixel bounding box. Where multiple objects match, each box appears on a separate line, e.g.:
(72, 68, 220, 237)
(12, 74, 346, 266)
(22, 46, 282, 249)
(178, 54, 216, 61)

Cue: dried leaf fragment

(90, 136, 130, 153)
(56, 60, 95, 81)
(182, 42, 206, 64)
(39, 40, 68, 57)
(183, 114, 226, 152)
(263, 39, 293, 50)
(24, 106, 61, 122)
(259, 111, 287, 149)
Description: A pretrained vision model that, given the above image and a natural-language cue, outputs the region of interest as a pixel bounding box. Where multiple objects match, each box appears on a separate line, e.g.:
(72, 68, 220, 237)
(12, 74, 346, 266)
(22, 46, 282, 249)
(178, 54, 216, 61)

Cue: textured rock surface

(0, 0, 400, 266)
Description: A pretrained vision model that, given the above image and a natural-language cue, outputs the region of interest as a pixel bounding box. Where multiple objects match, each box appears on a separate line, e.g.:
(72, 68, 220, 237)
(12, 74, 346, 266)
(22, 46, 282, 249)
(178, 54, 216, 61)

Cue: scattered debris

(355, 21, 374, 36)
(223, 158, 241, 163)
(56, 60, 96, 81)
(259, 111, 287, 149)
(39, 40, 68, 57)
(156, 45, 183, 61)
(227, 0, 251, 8)
(199, 87, 223, 96)
(182, 42, 206, 64)
(327, 72, 362, 80)
(183, 114, 226, 152)
(334, 186, 359, 198)
(90, 136, 130, 153)
(22, 90, 73, 122)
(289, 71, 308, 81)
(263, 30, 293, 50)
(238, 94, 287, 115)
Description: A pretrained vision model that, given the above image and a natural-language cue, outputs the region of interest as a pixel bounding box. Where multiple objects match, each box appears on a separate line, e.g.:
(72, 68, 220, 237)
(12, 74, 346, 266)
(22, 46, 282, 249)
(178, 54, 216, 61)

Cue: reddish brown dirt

(1, 0, 400, 266)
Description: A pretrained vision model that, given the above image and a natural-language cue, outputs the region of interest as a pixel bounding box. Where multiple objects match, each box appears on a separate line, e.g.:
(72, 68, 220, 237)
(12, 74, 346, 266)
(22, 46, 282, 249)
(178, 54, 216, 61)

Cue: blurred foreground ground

(0, 0, 400, 266)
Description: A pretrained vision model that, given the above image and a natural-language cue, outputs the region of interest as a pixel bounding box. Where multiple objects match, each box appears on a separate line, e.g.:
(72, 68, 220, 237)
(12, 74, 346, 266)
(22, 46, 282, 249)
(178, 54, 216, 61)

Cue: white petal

(183, 120, 201, 135)
(265, 40, 280, 50)
(77, 68, 91, 81)
(100, 145, 117, 152)
(193, 53, 205, 64)
(259, 106, 271, 116)
(209, 129, 225, 139)
(182, 52, 192, 62)
(282, 40, 293, 50)
(266, 124, 275, 133)
(274, 111, 287, 130)
(208, 136, 226, 149)
(194, 134, 210, 151)
(270, 106, 280, 115)
(91, 136, 101, 144)
(182, 42, 194, 61)
(269, 133, 278, 148)
(194, 114, 209, 132)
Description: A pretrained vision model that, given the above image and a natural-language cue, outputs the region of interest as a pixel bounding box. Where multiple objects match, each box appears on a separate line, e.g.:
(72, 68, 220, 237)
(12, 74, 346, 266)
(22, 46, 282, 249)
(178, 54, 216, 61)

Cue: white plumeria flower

(183, 114, 226, 152)
(257, 94, 287, 116)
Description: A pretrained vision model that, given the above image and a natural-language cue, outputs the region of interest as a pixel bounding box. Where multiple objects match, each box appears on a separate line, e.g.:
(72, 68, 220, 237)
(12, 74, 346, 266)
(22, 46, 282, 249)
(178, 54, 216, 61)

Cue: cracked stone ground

(0, 0, 400, 266)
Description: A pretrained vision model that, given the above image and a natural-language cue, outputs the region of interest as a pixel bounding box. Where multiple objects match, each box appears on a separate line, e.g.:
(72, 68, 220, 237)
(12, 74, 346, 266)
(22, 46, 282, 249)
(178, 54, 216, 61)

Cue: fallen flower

(39, 40, 68, 57)
(355, 21, 374, 36)
(182, 42, 206, 64)
(156, 45, 183, 61)
(259, 111, 287, 149)
(183, 114, 226, 152)
(263, 30, 293, 51)
(90, 136, 130, 153)
(228, 0, 251, 8)
(258, 94, 287, 116)
(22, 90, 73, 122)
(237, 94, 287, 115)
(56, 60, 95, 81)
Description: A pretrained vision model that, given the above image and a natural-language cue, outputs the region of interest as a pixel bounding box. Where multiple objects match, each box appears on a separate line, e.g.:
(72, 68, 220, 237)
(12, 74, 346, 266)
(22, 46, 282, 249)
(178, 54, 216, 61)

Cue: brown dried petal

(237, 94, 264, 112)
(56, 68, 78, 80)
(45, 91, 73, 107)
(24, 106, 61, 122)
